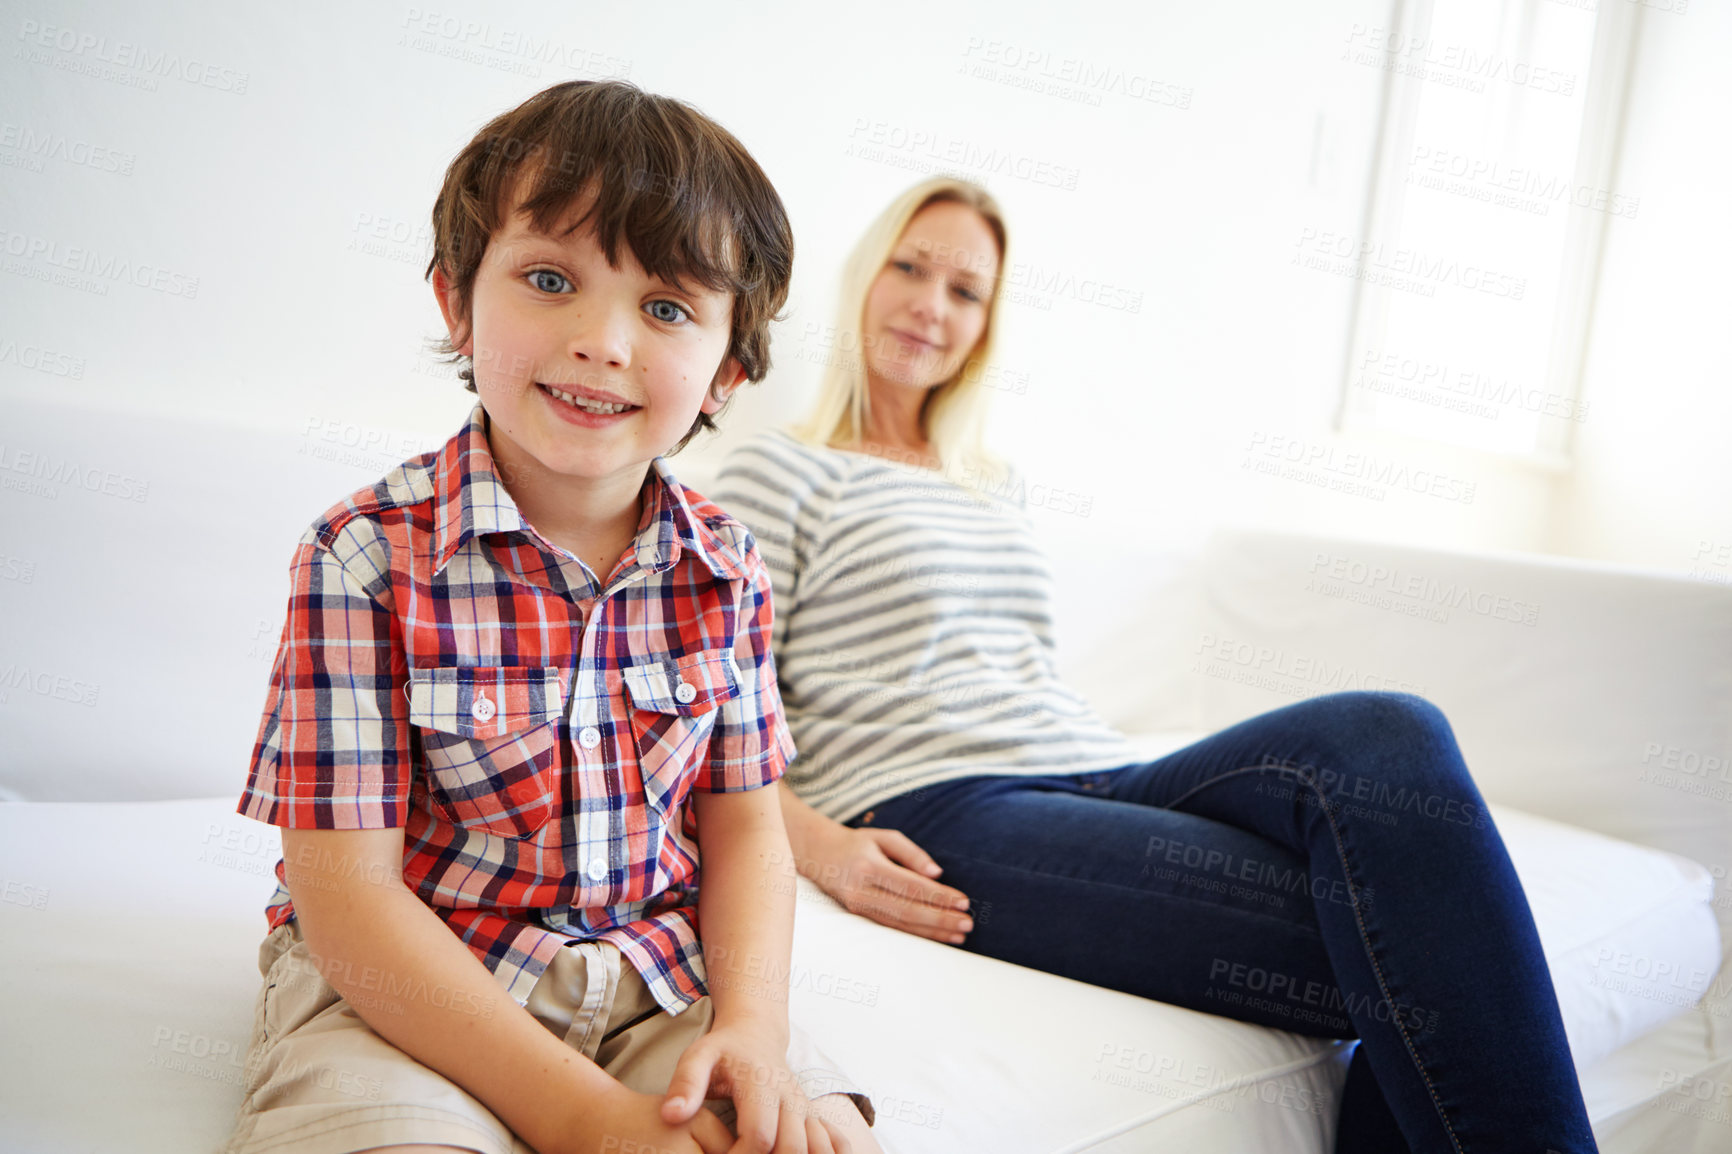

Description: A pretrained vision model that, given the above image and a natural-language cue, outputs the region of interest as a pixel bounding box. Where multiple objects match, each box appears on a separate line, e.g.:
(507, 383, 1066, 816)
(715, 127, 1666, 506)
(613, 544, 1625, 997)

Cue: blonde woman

(712, 177, 1598, 1154)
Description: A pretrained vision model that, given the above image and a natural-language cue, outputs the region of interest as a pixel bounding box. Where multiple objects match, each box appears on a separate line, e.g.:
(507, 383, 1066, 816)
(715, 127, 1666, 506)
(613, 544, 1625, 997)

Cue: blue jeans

(848, 692, 1597, 1154)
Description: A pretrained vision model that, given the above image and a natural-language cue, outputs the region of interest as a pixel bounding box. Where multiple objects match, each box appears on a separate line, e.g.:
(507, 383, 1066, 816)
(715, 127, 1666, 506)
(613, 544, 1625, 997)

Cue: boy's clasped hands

(571, 1022, 853, 1154)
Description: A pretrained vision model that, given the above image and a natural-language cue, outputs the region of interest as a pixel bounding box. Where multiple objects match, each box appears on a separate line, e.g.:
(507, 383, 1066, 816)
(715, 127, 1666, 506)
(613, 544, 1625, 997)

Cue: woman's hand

(801, 817, 976, 944)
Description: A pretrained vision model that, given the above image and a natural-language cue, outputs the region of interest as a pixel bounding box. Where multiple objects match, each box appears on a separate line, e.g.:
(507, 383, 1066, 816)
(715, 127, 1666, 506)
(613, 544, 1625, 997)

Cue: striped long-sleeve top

(712, 429, 1141, 822)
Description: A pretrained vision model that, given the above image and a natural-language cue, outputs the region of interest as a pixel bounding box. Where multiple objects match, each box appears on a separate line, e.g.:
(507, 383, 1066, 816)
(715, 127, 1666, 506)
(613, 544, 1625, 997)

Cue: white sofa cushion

(1490, 806, 1721, 1067)
(0, 795, 1717, 1153)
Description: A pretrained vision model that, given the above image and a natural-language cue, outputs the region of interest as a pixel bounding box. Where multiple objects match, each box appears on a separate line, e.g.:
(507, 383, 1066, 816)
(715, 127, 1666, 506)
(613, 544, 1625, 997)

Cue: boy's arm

(661, 540, 855, 1148)
(283, 825, 734, 1154)
(686, 542, 799, 1044)
(690, 783, 798, 1038)
(661, 783, 800, 1143)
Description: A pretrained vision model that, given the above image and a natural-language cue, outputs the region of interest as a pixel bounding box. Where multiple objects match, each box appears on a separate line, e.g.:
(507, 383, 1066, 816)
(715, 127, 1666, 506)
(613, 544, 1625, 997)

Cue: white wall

(1, 0, 1726, 797)
(0, 0, 1604, 555)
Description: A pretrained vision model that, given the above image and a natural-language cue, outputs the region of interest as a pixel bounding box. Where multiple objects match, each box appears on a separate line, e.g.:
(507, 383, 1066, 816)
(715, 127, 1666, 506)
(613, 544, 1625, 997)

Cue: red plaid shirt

(237, 403, 793, 1013)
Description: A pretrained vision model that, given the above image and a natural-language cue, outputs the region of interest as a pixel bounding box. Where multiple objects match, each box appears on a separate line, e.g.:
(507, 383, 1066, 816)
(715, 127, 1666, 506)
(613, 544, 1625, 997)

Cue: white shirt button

(578, 726, 601, 750)
(674, 681, 697, 704)
(585, 858, 608, 881)
(470, 694, 496, 723)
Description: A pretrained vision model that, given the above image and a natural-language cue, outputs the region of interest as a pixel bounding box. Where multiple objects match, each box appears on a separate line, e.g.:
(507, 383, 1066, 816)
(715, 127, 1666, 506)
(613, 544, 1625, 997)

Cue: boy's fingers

(663, 1046, 719, 1124)
(727, 1088, 778, 1154)
(821, 1118, 852, 1154)
(770, 1099, 809, 1154)
(805, 1115, 838, 1154)
(691, 1105, 735, 1154)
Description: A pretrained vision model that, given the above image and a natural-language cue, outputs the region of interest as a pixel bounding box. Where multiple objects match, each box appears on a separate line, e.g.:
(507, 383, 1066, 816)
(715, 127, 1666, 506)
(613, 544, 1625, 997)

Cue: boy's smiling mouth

(537, 380, 641, 418)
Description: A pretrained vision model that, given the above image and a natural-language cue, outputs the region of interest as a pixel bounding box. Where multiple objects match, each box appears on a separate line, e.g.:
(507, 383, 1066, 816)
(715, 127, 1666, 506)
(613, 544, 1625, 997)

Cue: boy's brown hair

(426, 80, 794, 453)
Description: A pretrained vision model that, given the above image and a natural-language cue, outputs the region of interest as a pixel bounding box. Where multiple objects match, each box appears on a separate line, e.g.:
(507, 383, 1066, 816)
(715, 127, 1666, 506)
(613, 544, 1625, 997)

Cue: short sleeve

(237, 521, 411, 828)
(690, 545, 795, 793)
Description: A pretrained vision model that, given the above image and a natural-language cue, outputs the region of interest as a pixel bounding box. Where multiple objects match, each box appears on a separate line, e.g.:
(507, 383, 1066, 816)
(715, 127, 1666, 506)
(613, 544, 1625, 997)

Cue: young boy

(229, 80, 879, 1154)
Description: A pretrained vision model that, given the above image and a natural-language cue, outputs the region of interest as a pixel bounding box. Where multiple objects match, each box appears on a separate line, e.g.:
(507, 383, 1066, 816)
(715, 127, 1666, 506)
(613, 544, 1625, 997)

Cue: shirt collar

(431, 403, 746, 584)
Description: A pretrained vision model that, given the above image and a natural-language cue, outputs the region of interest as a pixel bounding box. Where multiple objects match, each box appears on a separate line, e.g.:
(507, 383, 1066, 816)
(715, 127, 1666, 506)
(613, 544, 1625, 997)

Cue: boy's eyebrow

(508, 217, 584, 246)
(499, 222, 731, 309)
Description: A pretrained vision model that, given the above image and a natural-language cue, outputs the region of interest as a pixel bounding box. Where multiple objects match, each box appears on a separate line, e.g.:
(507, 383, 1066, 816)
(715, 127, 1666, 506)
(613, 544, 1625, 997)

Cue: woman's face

(861, 201, 1000, 400)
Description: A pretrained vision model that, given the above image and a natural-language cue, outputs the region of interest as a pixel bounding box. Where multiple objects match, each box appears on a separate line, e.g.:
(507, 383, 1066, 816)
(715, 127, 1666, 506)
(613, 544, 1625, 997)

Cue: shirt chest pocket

(621, 649, 740, 815)
(408, 665, 565, 839)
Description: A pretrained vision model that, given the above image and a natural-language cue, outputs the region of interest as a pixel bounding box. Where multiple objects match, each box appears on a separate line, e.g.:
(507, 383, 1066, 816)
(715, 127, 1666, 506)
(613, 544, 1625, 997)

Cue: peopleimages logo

(1307, 550, 1541, 627)
(0, 664, 100, 708)
(0, 122, 136, 174)
(397, 8, 632, 77)
(1407, 146, 1639, 220)
(1243, 431, 1477, 505)
(1342, 24, 1576, 97)
(1637, 740, 1732, 804)
(1293, 228, 1526, 301)
(958, 37, 1194, 110)
(0, 441, 149, 503)
(1207, 956, 1440, 1034)
(15, 19, 250, 93)
(0, 229, 199, 299)
(845, 119, 1083, 191)
(0, 337, 85, 379)
(1191, 632, 1427, 697)
(1354, 347, 1590, 424)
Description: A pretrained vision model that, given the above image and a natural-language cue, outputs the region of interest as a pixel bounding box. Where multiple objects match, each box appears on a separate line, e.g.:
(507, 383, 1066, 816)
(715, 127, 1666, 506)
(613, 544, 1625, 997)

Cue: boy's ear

(700, 357, 750, 415)
(431, 266, 473, 355)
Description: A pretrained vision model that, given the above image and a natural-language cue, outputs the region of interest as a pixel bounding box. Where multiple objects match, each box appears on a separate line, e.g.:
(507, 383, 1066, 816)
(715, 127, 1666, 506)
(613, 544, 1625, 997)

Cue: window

(1334, 0, 1642, 467)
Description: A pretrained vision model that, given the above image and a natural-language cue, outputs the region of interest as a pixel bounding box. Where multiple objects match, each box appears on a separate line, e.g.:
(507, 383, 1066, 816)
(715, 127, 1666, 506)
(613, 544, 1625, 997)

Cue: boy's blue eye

(646, 299, 690, 324)
(954, 286, 981, 303)
(529, 269, 570, 294)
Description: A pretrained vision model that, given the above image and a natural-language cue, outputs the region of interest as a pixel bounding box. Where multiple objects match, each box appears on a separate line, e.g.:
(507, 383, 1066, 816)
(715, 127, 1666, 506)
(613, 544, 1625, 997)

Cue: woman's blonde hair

(791, 177, 1011, 491)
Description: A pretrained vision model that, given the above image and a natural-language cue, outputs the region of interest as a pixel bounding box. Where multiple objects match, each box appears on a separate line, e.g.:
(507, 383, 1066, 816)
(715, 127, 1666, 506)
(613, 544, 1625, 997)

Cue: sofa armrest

(1187, 529, 1731, 908)
(1187, 527, 1732, 1061)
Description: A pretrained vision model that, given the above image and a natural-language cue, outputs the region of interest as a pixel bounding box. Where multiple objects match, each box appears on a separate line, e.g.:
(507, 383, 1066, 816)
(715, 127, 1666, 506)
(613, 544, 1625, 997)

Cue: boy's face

(435, 186, 746, 498)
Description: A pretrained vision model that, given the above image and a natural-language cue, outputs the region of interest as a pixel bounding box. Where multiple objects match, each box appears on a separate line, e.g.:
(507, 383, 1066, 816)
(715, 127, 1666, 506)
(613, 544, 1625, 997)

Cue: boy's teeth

(545, 384, 631, 414)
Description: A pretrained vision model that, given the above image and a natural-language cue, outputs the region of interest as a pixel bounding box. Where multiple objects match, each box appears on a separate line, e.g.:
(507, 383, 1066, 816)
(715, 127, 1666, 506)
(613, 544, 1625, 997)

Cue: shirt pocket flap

(621, 649, 740, 716)
(408, 666, 565, 738)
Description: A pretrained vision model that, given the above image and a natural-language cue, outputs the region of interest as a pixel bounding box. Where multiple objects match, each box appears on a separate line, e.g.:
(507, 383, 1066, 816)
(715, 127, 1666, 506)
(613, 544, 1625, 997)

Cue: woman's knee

(1298, 692, 1468, 784)
(1294, 690, 1446, 742)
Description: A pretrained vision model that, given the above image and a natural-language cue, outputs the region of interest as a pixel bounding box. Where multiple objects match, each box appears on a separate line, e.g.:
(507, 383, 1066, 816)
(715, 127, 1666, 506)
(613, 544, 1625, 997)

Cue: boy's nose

(566, 306, 632, 369)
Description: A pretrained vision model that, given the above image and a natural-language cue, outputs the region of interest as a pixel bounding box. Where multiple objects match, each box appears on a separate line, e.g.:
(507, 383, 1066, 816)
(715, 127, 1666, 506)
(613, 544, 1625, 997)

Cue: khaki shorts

(224, 921, 874, 1154)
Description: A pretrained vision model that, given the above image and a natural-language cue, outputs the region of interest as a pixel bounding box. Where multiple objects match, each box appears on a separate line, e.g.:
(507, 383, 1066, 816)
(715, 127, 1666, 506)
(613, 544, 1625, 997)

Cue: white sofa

(1, 396, 1727, 1153)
